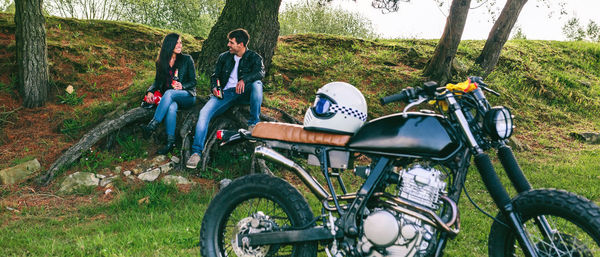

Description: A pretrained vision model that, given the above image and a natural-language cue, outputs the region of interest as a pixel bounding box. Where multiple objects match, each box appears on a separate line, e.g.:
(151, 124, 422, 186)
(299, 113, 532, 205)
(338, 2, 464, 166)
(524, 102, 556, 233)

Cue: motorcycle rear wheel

(200, 174, 317, 257)
(488, 189, 600, 257)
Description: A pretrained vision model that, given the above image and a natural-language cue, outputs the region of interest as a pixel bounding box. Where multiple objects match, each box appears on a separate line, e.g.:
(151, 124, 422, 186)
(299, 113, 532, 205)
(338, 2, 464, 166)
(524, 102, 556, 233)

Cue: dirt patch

(0, 99, 73, 169)
(0, 186, 94, 213)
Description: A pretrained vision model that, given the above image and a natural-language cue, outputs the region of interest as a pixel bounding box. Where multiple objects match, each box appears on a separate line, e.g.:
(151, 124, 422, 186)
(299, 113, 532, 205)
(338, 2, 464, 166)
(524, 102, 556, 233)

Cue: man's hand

(173, 81, 183, 90)
(235, 80, 245, 94)
(145, 92, 154, 103)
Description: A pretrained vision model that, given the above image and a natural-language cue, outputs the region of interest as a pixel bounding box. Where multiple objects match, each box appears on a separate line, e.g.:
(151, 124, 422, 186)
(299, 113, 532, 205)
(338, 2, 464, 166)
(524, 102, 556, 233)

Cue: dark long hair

(155, 33, 181, 85)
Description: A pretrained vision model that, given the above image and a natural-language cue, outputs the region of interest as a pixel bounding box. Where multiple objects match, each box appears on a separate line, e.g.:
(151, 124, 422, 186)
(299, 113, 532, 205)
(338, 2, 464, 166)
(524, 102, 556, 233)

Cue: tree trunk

(423, 0, 471, 85)
(474, 0, 528, 78)
(197, 0, 282, 75)
(15, 0, 49, 108)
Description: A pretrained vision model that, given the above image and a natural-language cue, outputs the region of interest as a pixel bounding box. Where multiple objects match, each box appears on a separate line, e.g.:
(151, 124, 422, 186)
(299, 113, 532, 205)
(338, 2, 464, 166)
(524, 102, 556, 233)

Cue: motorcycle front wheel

(200, 174, 317, 257)
(488, 189, 600, 256)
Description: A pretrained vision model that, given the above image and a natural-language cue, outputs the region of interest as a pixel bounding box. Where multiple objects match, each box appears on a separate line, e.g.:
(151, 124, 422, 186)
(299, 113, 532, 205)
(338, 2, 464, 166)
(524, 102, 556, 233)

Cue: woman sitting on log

(142, 33, 197, 155)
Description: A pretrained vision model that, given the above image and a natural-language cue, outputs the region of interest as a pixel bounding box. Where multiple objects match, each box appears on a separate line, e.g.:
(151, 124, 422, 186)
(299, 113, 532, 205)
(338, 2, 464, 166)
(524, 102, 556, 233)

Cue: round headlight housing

(484, 106, 513, 140)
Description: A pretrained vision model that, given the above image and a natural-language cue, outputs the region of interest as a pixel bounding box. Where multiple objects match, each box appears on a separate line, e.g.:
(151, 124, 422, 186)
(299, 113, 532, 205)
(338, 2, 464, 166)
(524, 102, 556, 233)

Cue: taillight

(216, 130, 224, 140)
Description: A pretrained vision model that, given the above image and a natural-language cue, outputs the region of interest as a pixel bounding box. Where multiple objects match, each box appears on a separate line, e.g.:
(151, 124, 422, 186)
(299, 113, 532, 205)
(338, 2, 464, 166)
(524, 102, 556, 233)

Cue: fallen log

(38, 98, 301, 184)
(39, 107, 154, 185)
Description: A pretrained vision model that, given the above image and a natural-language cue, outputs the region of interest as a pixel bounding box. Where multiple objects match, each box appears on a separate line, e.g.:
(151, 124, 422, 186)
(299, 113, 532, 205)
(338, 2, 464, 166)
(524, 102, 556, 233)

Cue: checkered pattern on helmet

(330, 104, 367, 122)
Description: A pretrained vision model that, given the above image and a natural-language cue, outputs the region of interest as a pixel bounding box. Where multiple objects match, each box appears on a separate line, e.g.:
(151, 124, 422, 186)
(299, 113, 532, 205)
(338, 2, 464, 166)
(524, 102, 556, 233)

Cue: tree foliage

(511, 26, 527, 40)
(0, 0, 14, 12)
(45, 0, 121, 20)
(562, 17, 600, 42)
(118, 0, 223, 37)
(279, 0, 377, 39)
(41, 0, 223, 37)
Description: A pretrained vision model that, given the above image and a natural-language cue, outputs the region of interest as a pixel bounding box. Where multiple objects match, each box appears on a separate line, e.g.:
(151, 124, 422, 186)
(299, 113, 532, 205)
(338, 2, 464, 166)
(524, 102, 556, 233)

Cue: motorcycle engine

(358, 165, 446, 257)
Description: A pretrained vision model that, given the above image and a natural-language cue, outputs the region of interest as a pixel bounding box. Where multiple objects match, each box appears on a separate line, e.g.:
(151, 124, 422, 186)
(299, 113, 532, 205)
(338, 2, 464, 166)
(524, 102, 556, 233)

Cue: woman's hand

(145, 92, 154, 103)
(173, 81, 183, 90)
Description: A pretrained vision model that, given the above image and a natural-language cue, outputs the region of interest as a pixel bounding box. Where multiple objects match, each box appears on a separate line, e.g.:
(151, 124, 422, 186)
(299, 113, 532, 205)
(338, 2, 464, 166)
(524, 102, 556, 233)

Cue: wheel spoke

(219, 197, 302, 256)
(201, 175, 315, 257)
(520, 215, 598, 257)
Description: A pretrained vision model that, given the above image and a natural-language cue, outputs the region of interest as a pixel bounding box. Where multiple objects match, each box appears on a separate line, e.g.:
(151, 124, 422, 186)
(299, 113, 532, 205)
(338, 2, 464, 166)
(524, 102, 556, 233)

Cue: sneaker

(186, 153, 201, 169)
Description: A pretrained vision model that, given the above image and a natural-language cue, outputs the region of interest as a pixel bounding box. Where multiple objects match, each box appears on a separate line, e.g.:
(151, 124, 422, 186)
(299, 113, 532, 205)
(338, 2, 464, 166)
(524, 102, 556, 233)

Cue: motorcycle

(199, 77, 600, 257)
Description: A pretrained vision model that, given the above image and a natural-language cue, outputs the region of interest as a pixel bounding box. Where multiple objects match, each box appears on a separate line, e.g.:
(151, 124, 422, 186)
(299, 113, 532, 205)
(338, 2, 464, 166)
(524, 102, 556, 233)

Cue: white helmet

(304, 82, 368, 134)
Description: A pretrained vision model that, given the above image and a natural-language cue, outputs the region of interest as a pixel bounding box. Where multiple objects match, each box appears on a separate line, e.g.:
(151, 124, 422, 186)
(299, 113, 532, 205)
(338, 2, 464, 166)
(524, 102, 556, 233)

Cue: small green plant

(0, 81, 13, 94)
(78, 148, 120, 173)
(111, 92, 125, 102)
(9, 155, 35, 166)
(116, 135, 147, 161)
(57, 92, 85, 106)
(60, 118, 83, 137)
(89, 82, 101, 92)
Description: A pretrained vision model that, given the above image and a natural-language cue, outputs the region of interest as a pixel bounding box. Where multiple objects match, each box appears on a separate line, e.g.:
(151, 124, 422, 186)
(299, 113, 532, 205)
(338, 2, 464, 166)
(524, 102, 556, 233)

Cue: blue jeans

(152, 89, 196, 138)
(191, 80, 263, 154)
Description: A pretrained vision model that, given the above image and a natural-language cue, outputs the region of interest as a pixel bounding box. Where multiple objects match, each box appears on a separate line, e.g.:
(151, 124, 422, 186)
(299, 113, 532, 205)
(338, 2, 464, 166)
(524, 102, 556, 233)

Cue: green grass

(0, 182, 213, 256)
(1, 148, 599, 256)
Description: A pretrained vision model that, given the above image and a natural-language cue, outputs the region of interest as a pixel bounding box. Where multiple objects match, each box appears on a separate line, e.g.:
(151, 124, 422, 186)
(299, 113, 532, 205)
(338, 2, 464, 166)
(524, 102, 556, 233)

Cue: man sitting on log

(186, 28, 265, 169)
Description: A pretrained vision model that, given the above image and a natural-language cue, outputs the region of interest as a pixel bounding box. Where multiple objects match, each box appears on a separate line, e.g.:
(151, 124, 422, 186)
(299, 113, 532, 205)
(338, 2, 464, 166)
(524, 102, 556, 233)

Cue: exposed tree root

(39, 99, 300, 184)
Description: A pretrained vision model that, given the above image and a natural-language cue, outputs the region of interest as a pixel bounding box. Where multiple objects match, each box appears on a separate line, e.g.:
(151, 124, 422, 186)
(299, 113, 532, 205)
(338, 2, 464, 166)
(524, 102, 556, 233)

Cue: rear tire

(488, 189, 600, 256)
(200, 174, 317, 257)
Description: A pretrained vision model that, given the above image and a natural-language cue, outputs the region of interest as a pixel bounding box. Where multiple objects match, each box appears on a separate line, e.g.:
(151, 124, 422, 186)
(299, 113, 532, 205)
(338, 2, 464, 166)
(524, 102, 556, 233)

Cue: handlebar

(469, 76, 487, 87)
(470, 76, 500, 96)
(380, 81, 438, 105)
(380, 77, 499, 105)
(380, 87, 417, 105)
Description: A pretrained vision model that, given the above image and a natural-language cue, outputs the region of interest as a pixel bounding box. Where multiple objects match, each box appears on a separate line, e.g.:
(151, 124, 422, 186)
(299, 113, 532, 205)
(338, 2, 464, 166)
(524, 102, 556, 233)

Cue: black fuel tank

(348, 112, 460, 159)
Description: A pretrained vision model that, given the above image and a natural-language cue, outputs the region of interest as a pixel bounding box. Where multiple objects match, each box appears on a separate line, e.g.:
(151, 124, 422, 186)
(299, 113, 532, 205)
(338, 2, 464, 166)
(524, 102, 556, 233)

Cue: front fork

(447, 93, 539, 257)
(474, 153, 538, 257)
(497, 145, 556, 240)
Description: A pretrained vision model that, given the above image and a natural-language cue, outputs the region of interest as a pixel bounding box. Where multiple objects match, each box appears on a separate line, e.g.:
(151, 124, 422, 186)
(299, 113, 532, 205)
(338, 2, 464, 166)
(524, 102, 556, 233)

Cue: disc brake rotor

(231, 214, 272, 257)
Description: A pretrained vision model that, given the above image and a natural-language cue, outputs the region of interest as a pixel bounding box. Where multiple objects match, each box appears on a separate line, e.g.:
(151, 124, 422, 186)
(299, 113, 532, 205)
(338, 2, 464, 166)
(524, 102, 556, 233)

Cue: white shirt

(224, 55, 242, 91)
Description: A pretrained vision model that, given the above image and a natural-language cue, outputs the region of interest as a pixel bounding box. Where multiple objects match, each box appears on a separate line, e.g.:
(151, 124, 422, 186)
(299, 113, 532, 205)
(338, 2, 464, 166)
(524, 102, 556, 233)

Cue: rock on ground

(58, 172, 100, 194)
(0, 159, 41, 185)
(162, 175, 192, 185)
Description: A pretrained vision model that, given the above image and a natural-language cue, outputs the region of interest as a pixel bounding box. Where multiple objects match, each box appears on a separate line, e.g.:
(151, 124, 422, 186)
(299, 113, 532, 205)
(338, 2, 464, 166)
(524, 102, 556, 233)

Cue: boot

(157, 135, 175, 155)
(143, 119, 159, 139)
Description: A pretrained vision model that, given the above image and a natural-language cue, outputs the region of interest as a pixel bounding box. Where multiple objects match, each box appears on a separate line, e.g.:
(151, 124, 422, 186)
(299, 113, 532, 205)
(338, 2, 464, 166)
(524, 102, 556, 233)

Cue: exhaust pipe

(255, 146, 329, 200)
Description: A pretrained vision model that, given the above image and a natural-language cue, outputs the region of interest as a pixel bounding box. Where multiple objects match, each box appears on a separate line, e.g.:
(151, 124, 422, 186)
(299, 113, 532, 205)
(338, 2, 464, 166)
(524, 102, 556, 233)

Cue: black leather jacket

(147, 54, 197, 96)
(210, 49, 265, 91)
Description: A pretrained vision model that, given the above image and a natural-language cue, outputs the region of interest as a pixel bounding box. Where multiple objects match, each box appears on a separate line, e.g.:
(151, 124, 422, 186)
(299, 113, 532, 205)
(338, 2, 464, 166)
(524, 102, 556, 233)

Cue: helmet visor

(314, 95, 334, 115)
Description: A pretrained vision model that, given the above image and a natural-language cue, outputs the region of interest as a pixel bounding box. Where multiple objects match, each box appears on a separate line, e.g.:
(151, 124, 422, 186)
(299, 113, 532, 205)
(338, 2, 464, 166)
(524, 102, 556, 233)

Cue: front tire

(488, 189, 600, 256)
(200, 174, 317, 257)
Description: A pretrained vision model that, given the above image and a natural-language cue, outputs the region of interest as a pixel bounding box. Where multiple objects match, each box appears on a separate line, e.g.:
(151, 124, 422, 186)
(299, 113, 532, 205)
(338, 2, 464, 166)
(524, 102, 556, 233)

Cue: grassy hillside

(1, 13, 600, 256)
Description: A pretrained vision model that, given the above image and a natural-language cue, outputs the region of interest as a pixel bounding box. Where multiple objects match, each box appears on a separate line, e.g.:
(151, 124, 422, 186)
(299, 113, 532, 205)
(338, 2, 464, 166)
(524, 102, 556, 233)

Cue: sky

(287, 0, 600, 40)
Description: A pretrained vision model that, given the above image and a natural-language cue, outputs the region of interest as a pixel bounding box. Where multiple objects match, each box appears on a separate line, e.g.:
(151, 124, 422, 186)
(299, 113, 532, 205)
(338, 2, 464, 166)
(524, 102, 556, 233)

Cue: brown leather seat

(251, 122, 350, 147)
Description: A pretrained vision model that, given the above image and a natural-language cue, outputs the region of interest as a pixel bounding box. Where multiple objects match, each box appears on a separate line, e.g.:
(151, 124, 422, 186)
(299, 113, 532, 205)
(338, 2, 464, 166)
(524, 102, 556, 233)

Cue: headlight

(484, 106, 514, 140)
